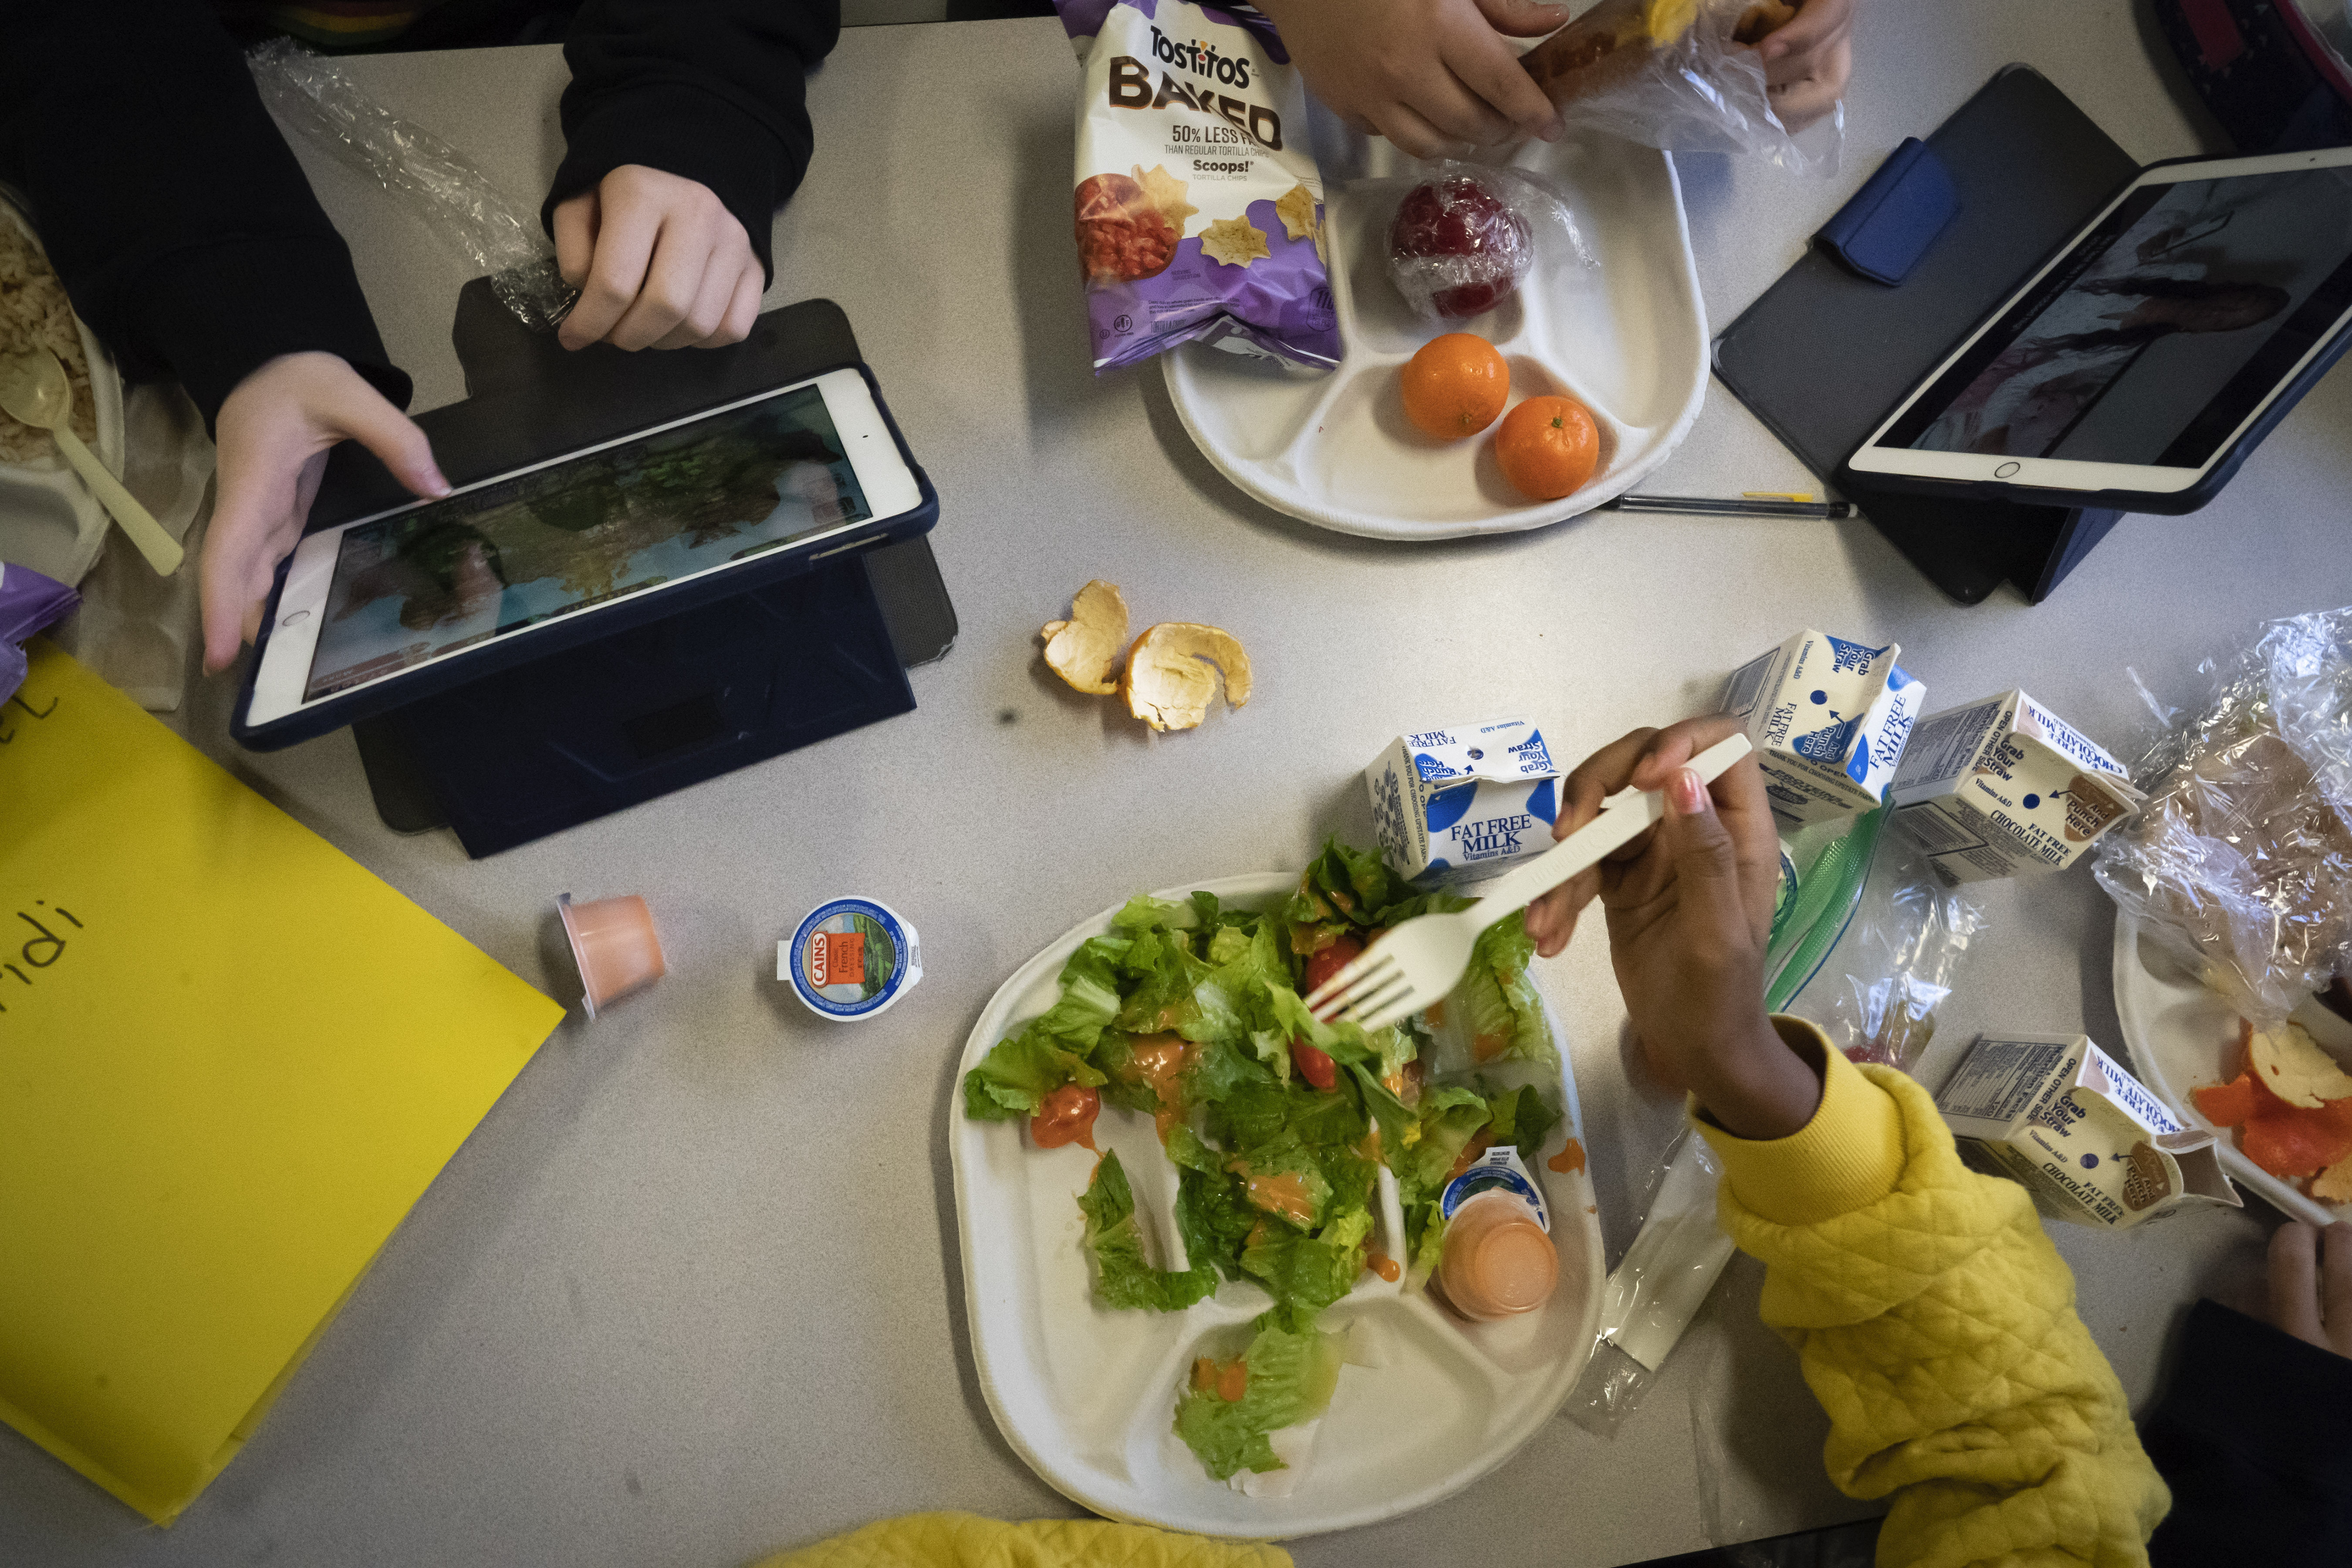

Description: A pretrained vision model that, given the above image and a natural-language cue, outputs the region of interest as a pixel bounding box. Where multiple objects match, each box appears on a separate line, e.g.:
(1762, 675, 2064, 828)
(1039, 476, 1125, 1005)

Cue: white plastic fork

(1304, 733, 1754, 1031)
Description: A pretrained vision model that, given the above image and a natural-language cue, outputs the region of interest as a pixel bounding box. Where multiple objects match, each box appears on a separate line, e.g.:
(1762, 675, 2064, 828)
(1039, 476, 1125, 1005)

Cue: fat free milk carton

(1889, 690, 2143, 885)
(1935, 1032, 2240, 1229)
(1366, 719, 1560, 887)
(1721, 631, 1925, 828)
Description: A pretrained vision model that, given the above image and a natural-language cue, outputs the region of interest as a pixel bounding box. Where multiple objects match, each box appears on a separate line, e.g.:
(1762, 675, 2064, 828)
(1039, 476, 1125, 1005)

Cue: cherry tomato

(1290, 1039, 1338, 1092)
(1030, 1082, 1101, 1149)
(1301, 934, 1364, 996)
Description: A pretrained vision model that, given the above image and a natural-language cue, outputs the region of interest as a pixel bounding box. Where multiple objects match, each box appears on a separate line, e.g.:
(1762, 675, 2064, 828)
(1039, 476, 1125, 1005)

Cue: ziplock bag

(1800, 831, 1987, 1075)
(246, 40, 574, 331)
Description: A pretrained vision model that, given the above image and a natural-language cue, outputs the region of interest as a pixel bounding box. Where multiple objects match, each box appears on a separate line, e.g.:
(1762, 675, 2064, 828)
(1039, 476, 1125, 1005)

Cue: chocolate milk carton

(1889, 691, 2143, 885)
(1936, 1033, 2240, 1229)
(1366, 720, 1560, 887)
(1721, 631, 1925, 828)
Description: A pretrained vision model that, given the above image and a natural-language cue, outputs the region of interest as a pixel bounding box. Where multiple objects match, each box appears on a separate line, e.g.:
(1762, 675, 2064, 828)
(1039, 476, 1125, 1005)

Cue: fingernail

(1669, 767, 1708, 815)
(422, 466, 452, 497)
(1541, 115, 1565, 142)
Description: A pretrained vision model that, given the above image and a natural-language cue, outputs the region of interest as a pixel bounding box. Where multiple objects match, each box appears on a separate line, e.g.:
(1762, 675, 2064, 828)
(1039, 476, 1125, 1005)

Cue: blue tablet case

(1815, 138, 1960, 285)
(304, 284, 953, 856)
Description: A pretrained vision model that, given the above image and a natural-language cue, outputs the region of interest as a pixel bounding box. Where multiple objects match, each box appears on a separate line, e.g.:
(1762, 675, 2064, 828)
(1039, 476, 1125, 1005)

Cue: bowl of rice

(1, 190, 125, 585)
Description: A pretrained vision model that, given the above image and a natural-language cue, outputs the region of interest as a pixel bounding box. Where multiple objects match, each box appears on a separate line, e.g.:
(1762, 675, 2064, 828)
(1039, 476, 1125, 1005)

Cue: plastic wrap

(1565, 1128, 1736, 1437)
(1523, 0, 1842, 176)
(1802, 832, 1986, 1075)
(1385, 162, 1589, 321)
(2097, 605, 2352, 1025)
(246, 40, 574, 331)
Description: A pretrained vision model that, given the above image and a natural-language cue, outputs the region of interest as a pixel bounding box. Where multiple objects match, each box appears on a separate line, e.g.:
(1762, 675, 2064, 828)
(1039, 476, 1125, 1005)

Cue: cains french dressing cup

(1434, 1147, 1558, 1321)
(781, 897, 922, 1021)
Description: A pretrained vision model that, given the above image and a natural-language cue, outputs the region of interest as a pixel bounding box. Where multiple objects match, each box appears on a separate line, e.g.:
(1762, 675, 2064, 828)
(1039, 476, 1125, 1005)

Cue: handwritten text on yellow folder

(0, 642, 565, 1522)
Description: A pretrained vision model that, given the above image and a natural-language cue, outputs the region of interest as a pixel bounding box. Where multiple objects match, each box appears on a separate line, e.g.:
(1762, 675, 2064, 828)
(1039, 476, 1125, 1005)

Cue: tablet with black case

(232, 362, 936, 749)
(1847, 145, 2352, 513)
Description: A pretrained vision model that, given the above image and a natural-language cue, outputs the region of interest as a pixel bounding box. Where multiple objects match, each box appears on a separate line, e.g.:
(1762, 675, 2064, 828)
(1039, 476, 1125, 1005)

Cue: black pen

(1603, 494, 1859, 520)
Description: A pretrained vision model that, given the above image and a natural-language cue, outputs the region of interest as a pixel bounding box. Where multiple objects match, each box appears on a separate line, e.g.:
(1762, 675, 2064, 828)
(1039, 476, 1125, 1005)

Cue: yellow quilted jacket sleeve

(1693, 1020, 2170, 1568)
(751, 1512, 1292, 1568)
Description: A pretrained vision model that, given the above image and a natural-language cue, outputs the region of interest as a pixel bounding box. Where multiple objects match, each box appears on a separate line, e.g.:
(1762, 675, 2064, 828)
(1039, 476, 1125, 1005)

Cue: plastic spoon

(0, 348, 182, 575)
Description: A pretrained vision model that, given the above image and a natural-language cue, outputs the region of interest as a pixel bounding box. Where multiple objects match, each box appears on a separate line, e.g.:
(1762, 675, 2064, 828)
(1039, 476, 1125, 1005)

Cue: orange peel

(2315, 1152, 2352, 1205)
(1040, 580, 1130, 696)
(2250, 1022, 2352, 1109)
(1119, 622, 1252, 732)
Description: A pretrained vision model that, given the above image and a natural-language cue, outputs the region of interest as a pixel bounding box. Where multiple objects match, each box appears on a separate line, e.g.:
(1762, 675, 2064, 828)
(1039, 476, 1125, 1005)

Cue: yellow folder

(0, 641, 565, 1523)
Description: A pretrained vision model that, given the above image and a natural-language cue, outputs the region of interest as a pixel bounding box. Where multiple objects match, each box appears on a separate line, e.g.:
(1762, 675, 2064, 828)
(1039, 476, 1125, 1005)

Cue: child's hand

(203, 352, 450, 674)
(1755, 0, 1857, 131)
(552, 165, 764, 352)
(1256, 0, 1567, 159)
(2268, 1220, 2352, 1358)
(1524, 716, 1820, 1140)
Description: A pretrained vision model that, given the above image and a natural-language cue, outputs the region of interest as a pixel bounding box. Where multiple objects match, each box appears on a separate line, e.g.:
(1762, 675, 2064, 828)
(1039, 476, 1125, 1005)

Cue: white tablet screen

(1875, 164, 2352, 466)
(304, 383, 869, 701)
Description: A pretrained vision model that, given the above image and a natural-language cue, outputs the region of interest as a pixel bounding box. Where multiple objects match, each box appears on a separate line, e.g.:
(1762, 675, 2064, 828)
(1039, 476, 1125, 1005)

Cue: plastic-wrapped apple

(1388, 176, 1535, 321)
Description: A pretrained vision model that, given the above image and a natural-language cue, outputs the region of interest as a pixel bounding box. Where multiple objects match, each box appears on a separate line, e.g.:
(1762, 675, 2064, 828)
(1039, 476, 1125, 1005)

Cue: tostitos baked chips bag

(1054, 1, 1339, 373)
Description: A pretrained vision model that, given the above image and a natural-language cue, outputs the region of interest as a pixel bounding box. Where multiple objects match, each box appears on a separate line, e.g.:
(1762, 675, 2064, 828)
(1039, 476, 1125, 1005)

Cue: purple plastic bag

(1054, 0, 1339, 373)
(0, 563, 79, 706)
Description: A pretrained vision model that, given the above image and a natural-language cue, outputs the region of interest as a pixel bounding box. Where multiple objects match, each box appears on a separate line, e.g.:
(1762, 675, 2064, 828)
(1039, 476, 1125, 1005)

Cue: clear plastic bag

(1385, 160, 1591, 321)
(1523, 0, 1842, 176)
(1795, 831, 1987, 1075)
(1564, 1128, 1737, 1438)
(2096, 605, 2352, 1025)
(245, 40, 574, 331)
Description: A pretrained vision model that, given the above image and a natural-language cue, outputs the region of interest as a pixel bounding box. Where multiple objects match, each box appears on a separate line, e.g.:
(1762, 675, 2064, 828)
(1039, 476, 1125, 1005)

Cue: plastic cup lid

(783, 897, 922, 1021)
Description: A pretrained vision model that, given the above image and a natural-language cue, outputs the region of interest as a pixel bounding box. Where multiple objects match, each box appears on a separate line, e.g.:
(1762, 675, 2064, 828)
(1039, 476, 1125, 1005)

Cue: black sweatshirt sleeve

(543, 0, 843, 285)
(0, 0, 409, 432)
(2144, 1299, 2352, 1568)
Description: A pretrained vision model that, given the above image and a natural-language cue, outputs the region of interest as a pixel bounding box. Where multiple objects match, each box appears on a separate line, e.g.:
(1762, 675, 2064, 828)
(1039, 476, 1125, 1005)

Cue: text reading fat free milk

(1366, 719, 1560, 887)
(1722, 630, 1925, 828)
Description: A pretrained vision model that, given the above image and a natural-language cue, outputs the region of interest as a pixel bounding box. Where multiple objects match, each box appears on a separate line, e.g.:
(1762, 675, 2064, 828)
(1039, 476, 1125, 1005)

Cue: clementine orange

(1399, 333, 1509, 440)
(1494, 395, 1599, 500)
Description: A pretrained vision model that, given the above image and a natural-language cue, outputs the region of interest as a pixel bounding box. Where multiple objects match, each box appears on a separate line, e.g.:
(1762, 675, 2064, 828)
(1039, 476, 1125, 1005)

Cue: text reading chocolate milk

(1889, 690, 2142, 885)
(1936, 1033, 2239, 1229)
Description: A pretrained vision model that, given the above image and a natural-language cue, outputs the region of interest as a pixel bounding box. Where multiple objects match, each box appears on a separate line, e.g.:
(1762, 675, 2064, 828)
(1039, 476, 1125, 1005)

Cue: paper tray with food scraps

(950, 868, 1604, 1539)
(2113, 915, 2352, 1228)
(1163, 128, 1707, 540)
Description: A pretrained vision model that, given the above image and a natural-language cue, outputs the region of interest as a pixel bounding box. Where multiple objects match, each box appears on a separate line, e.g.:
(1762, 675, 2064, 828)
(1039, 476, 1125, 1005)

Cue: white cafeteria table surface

(7, 6, 2348, 1565)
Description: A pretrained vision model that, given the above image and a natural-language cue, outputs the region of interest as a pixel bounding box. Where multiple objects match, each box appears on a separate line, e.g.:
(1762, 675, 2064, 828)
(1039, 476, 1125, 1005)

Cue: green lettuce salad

(963, 839, 1562, 1484)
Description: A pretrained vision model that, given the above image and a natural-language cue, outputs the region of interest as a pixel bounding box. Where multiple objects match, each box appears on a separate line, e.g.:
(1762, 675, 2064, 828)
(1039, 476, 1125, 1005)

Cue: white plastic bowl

(0, 191, 126, 587)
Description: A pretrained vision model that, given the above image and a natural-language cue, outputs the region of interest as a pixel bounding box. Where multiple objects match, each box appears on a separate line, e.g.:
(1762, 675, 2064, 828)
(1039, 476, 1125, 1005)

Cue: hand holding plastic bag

(246, 40, 574, 332)
(1521, 0, 1844, 174)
